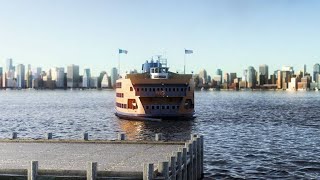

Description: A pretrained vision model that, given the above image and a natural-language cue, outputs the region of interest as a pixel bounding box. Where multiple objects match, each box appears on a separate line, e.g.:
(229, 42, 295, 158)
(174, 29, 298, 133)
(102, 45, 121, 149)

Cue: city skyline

(1, 1, 320, 75)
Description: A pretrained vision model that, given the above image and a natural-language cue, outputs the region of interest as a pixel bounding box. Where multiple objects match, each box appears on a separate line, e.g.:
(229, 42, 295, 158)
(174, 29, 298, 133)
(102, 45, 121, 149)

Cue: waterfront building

(82, 68, 91, 88)
(223, 73, 229, 84)
(239, 81, 247, 89)
(303, 64, 307, 77)
(281, 71, 291, 90)
(26, 70, 33, 88)
(199, 69, 208, 84)
(229, 73, 237, 85)
(67, 64, 79, 88)
(259, 64, 269, 85)
(207, 75, 211, 84)
(313, 63, 320, 83)
(247, 66, 257, 88)
(216, 69, 222, 84)
(288, 77, 297, 91)
(277, 70, 282, 89)
(6, 58, 13, 71)
(16, 64, 25, 88)
(111, 67, 118, 88)
(51, 67, 65, 88)
(90, 77, 98, 88)
(242, 69, 248, 83)
(213, 75, 222, 86)
(101, 73, 109, 88)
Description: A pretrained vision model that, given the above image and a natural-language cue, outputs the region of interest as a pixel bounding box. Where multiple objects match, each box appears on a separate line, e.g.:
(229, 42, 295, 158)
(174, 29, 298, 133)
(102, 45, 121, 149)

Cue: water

(0, 90, 320, 179)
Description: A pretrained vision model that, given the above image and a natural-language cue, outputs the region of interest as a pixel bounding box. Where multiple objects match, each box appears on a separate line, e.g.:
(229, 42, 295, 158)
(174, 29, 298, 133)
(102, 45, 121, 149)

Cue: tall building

(6, 58, 13, 71)
(16, 64, 25, 88)
(229, 73, 237, 84)
(277, 70, 282, 89)
(198, 69, 208, 84)
(111, 67, 118, 88)
(51, 67, 65, 88)
(82, 68, 91, 88)
(216, 69, 222, 84)
(223, 73, 229, 84)
(67, 64, 79, 88)
(303, 64, 307, 77)
(98, 71, 107, 88)
(247, 66, 256, 88)
(259, 64, 269, 85)
(313, 63, 320, 83)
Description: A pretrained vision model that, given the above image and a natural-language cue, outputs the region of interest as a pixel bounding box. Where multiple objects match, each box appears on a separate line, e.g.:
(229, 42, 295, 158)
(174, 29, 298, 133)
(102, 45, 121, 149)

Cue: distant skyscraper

(111, 67, 118, 88)
(259, 64, 269, 85)
(0, 67, 3, 88)
(67, 64, 79, 88)
(223, 73, 229, 84)
(247, 66, 256, 88)
(101, 73, 109, 88)
(82, 69, 91, 88)
(6, 58, 13, 71)
(16, 64, 25, 88)
(229, 73, 237, 84)
(198, 69, 208, 84)
(242, 69, 248, 82)
(216, 69, 222, 83)
(303, 64, 307, 77)
(277, 70, 282, 89)
(313, 63, 320, 83)
(51, 67, 65, 88)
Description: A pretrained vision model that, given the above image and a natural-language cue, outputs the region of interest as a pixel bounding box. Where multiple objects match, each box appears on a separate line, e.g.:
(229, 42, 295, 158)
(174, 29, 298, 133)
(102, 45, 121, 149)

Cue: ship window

(162, 106, 165, 109)
(157, 88, 160, 91)
(153, 88, 155, 91)
(161, 88, 163, 91)
(172, 106, 175, 109)
(157, 106, 159, 109)
(152, 106, 154, 109)
(177, 106, 179, 109)
(181, 88, 184, 91)
(124, 104, 127, 108)
(130, 87, 133, 91)
(149, 88, 152, 91)
(165, 88, 167, 91)
(146, 106, 149, 109)
(169, 88, 171, 91)
(137, 88, 139, 92)
(141, 88, 144, 91)
(173, 88, 175, 91)
(167, 106, 169, 109)
(188, 87, 191, 91)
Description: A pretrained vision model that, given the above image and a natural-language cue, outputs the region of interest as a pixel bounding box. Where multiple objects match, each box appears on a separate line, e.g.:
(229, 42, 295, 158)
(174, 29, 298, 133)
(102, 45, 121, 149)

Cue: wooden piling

(28, 161, 38, 180)
(186, 143, 193, 180)
(176, 151, 182, 180)
(87, 162, 97, 180)
(192, 139, 197, 180)
(83, 133, 89, 141)
(155, 133, 162, 141)
(46, 132, 53, 140)
(196, 137, 201, 179)
(158, 161, 169, 179)
(169, 156, 176, 180)
(12, 132, 17, 140)
(200, 135, 204, 178)
(143, 163, 154, 180)
(118, 133, 126, 140)
(179, 147, 188, 180)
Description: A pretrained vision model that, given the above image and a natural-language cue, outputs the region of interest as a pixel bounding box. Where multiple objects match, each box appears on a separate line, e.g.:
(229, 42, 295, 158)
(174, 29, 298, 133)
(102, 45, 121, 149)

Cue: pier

(0, 133, 204, 180)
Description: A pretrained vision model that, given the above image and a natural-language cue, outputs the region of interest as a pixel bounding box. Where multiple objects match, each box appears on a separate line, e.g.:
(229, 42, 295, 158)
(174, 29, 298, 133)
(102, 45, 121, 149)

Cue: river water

(0, 90, 319, 179)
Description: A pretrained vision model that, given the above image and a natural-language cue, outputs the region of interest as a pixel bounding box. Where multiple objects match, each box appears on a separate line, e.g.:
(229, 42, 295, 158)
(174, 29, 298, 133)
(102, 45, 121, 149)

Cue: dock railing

(0, 132, 204, 180)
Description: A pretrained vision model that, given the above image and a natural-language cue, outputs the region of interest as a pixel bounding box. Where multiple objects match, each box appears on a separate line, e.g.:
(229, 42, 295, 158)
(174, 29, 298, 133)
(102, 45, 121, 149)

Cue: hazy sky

(0, 0, 319, 76)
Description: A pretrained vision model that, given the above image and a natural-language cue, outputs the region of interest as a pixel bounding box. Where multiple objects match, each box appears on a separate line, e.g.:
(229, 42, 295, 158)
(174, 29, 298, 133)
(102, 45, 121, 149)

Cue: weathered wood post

(176, 151, 182, 180)
(196, 137, 201, 179)
(179, 147, 188, 180)
(143, 163, 154, 180)
(28, 161, 38, 180)
(12, 132, 17, 140)
(46, 132, 53, 140)
(192, 139, 197, 180)
(87, 162, 97, 180)
(84, 132, 89, 141)
(158, 161, 169, 179)
(200, 135, 204, 179)
(169, 156, 177, 180)
(155, 133, 162, 141)
(186, 143, 193, 180)
(118, 133, 126, 140)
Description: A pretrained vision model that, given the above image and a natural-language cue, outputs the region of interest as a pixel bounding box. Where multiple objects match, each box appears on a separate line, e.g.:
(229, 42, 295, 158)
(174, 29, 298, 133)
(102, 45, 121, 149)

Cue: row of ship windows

(116, 82, 122, 88)
(116, 93, 124, 98)
(134, 87, 191, 92)
(116, 103, 127, 109)
(144, 105, 180, 110)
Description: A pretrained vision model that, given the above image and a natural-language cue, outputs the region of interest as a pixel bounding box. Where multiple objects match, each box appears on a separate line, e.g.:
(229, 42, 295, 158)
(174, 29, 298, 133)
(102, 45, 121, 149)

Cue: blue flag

(185, 49, 193, 54)
(119, 49, 128, 54)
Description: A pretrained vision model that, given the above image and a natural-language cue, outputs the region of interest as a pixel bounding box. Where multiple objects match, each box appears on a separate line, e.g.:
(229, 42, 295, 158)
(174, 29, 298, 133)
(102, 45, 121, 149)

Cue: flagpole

(184, 49, 186, 74)
(118, 51, 120, 78)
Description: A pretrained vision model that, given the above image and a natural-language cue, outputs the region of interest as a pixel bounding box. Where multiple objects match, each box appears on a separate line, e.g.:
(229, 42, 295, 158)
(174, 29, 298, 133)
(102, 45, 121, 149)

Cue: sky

(0, 0, 320, 77)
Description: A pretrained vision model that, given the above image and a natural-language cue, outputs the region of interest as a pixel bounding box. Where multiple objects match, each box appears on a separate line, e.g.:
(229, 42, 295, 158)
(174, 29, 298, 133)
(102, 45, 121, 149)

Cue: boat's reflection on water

(117, 118, 195, 141)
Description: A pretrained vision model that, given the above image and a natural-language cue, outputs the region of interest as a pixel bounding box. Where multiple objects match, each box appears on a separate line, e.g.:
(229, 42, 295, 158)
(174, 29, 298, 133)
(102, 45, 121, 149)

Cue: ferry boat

(115, 56, 195, 120)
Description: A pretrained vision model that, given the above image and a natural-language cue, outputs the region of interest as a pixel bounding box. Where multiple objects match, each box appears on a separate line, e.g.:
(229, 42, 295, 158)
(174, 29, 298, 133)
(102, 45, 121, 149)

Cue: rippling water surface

(0, 90, 320, 179)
